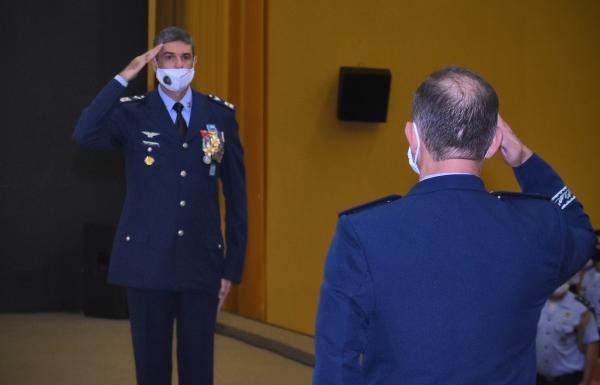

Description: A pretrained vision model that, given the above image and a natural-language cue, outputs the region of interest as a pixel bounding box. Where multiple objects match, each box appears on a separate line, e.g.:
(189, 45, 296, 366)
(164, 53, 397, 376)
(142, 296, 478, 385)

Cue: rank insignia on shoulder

(120, 95, 145, 103)
(490, 191, 550, 201)
(208, 94, 235, 110)
(339, 194, 401, 217)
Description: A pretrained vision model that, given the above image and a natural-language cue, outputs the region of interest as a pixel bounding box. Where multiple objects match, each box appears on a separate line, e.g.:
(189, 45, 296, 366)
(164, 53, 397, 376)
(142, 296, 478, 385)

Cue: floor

(5, 312, 600, 385)
(0, 313, 313, 385)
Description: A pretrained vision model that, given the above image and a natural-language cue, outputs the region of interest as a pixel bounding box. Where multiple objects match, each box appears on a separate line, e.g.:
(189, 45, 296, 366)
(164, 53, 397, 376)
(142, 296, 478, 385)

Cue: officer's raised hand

(119, 44, 164, 82)
(497, 115, 534, 167)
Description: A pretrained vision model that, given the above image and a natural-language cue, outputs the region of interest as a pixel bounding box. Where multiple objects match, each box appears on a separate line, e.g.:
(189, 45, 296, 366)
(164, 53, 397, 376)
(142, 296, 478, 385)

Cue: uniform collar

(157, 86, 193, 111)
(407, 174, 486, 196)
(421, 172, 475, 181)
(143, 88, 212, 141)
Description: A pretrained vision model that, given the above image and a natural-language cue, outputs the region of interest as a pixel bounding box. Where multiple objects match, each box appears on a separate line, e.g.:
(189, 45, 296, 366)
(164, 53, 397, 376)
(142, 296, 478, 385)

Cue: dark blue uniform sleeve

(220, 113, 247, 283)
(514, 153, 596, 282)
(313, 215, 374, 385)
(72, 79, 128, 149)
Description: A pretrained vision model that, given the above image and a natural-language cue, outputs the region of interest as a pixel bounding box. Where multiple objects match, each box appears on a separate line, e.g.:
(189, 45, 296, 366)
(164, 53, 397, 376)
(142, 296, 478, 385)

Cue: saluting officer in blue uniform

(313, 66, 597, 385)
(73, 27, 247, 385)
(536, 282, 599, 385)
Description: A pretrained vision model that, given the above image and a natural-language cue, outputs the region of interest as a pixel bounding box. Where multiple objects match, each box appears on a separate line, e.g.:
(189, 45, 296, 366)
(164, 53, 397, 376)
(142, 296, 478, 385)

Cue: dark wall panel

(0, 0, 147, 311)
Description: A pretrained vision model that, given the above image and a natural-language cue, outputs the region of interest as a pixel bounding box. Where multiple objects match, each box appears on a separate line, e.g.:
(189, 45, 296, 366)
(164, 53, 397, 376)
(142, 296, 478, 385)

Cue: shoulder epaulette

(490, 191, 550, 201)
(339, 195, 401, 217)
(120, 95, 145, 103)
(207, 94, 235, 110)
(575, 294, 595, 313)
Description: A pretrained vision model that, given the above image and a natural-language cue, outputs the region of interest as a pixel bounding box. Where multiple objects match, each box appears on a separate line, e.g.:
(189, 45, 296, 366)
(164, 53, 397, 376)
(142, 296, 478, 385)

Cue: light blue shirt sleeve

(114, 74, 129, 88)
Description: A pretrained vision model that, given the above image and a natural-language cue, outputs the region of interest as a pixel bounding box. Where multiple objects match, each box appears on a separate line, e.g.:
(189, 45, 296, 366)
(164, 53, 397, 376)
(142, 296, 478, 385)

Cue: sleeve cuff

(114, 74, 128, 88)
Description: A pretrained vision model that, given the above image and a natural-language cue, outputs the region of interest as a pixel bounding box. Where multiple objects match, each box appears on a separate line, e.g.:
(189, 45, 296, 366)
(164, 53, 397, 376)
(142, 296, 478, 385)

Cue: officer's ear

(484, 127, 503, 160)
(405, 121, 417, 151)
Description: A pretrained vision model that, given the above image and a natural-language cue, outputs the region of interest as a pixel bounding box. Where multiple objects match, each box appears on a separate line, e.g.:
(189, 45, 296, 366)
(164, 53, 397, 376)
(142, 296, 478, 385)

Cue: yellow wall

(151, 0, 267, 318)
(266, 0, 600, 335)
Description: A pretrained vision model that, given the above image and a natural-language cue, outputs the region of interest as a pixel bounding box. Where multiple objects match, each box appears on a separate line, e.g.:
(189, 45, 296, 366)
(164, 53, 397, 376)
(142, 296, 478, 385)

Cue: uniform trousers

(127, 288, 218, 385)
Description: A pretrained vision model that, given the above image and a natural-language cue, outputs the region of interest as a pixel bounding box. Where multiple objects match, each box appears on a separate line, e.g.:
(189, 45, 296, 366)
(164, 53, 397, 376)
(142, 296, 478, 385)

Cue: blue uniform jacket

(314, 155, 596, 385)
(73, 79, 247, 292)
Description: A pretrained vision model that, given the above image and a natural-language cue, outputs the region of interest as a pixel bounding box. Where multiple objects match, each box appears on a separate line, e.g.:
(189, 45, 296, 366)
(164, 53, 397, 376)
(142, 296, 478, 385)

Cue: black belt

(536, 371, 583, 385)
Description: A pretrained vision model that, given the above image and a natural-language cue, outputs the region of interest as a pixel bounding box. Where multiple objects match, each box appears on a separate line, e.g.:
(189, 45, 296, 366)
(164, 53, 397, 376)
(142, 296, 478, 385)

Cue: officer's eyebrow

(161, 51, 193, 58)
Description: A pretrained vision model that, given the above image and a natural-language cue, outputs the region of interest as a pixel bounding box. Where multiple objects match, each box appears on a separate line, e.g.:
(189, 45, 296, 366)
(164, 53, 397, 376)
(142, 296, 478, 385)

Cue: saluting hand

(218, 279, 232, 312)
(497, 115, 534, 167)
(119, 44, 164, 82)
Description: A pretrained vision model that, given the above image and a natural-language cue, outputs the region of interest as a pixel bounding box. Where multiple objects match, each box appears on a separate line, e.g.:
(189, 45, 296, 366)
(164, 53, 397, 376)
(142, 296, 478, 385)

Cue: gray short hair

(153, 26, 196, 56)
(412, 66, 499, 161)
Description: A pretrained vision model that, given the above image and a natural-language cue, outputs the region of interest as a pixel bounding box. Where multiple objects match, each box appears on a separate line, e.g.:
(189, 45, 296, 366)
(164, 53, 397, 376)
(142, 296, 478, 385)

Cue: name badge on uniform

(200, 124, 226, 165)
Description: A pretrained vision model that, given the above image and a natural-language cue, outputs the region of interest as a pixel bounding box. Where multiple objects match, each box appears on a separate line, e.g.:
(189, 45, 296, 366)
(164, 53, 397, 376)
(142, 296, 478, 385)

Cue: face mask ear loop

(406, 122, 421, 175)
(413, 123, 421, 163)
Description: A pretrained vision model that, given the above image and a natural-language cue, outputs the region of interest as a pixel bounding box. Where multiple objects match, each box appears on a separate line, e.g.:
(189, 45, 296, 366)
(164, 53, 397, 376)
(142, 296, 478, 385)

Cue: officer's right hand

(119, 44, 164, 82)
(497, 115, 533, 167)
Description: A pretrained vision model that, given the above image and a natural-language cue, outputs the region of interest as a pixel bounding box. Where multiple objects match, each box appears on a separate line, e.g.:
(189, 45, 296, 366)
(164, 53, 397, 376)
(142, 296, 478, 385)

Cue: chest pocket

(201, 162, 220, 178)
(187, 142, 221, 178)
(194, 124, 225, 177)
(554, 310, 581, 334)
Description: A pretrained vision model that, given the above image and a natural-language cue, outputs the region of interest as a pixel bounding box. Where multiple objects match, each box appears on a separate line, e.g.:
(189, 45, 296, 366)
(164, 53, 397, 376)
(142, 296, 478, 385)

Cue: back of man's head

(153, 26, 196, 56)
(413, 66, 499, 161)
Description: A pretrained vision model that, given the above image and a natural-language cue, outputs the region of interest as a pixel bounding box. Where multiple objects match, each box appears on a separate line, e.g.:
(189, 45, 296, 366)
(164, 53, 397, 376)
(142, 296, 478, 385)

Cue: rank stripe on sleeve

(551, 186, 576, 210)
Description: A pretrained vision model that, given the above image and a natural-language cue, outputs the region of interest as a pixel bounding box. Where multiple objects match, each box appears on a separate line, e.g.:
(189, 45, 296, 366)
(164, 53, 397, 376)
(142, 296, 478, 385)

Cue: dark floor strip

(215, 323, 315, 367)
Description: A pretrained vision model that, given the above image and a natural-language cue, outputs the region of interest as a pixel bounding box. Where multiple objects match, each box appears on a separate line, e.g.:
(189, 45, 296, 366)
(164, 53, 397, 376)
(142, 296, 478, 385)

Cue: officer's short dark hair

(153, 26, 196, 56)
(412, 66, 499, 161)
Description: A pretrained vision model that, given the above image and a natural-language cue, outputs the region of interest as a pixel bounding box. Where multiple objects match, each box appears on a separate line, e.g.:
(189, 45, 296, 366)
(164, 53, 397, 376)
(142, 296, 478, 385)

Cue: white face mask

(155, 59, 195, 92)
(406, 122, 421, 175)
(552, 283, 569, 297)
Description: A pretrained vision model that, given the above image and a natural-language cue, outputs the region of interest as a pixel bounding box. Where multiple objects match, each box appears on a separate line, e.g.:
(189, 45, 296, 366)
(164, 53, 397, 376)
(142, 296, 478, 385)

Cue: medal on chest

(200, 124, 225, 164)
(144, 155, 155, 166)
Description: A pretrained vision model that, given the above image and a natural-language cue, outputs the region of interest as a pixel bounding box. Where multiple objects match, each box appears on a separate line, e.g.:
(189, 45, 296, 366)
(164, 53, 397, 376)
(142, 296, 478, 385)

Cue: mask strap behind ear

(413, 122, 421, 159)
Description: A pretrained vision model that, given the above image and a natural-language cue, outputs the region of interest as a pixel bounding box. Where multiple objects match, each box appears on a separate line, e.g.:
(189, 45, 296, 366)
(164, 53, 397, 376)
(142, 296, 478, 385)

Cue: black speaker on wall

(82, 222, 128, 319)
(337, 67, 392, 123)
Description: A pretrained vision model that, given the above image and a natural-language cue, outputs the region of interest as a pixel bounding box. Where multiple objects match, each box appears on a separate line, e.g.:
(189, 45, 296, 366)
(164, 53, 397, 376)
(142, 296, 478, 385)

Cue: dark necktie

(173, 102, 188, 138)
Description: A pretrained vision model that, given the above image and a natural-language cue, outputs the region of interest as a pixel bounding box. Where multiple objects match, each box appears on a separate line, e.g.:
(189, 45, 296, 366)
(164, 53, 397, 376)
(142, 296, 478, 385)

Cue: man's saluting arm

(498, 116, 596, 281)
(72, 44, 163, 149)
